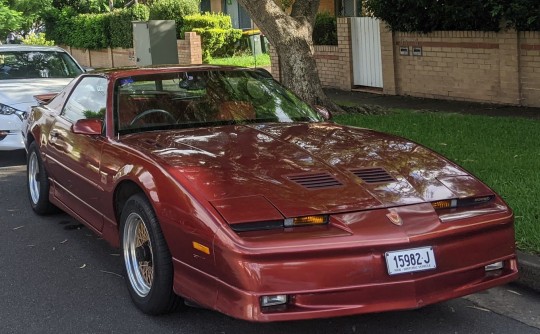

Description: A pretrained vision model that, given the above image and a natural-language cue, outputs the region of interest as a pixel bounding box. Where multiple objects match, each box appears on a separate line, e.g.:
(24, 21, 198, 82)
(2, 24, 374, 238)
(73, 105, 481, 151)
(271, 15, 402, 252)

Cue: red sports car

(24, 66, 518, 321)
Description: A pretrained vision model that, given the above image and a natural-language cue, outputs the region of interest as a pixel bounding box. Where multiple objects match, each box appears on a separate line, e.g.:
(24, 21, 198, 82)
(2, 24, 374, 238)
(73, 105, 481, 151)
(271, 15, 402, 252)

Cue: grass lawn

(335, 109, 540, 255)
(208, 53, 271, 68)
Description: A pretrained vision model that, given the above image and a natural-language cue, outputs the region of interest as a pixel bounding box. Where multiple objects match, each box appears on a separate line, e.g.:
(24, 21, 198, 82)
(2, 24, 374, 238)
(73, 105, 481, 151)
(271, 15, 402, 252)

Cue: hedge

(184, 13, 243, 61)
(313, 12, 337, 45)
(366, 0, 539, 32)
(149, 0, 200, 38)
(109, 5, 150, 48)
(43, 0, 200, 50)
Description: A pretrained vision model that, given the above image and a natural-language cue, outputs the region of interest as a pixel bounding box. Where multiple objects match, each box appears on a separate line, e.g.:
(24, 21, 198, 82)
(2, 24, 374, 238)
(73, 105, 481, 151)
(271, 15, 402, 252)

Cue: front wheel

(27, 142, 58, 214)
(120, 193, 179, 315)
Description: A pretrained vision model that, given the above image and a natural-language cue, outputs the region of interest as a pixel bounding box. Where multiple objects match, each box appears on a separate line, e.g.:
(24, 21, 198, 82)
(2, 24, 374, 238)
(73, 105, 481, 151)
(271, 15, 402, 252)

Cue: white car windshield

(0, 50, 83, 80)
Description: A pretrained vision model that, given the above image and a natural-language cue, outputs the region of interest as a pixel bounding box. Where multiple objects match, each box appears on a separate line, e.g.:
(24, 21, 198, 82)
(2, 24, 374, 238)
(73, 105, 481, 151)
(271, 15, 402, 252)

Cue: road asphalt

(324, 88, 540, 293)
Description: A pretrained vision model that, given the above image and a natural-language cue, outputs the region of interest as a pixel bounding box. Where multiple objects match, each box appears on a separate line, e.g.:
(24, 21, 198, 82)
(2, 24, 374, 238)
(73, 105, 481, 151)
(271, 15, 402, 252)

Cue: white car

(0, 45, 84, 150)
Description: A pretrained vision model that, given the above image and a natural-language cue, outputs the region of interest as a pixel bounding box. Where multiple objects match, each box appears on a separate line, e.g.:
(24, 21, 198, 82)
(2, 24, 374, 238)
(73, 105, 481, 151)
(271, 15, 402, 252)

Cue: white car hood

(0, 78, 73, 111)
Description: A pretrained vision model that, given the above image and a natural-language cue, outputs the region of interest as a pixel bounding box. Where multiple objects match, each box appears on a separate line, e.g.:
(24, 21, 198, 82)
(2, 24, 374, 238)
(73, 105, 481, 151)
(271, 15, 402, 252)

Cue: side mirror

(314, 105, 332, 121)
(72, 118, 103, 135)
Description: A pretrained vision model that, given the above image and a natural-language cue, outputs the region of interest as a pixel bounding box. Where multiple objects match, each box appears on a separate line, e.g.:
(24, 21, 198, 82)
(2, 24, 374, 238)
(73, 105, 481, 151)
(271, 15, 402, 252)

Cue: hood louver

(286, 172, 343, 190)
(350, 168, 396, 184)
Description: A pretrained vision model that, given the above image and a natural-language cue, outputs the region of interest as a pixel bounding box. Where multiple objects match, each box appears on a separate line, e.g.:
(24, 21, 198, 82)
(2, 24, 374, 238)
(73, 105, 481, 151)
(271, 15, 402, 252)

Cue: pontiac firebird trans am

(24, 65, 518, 321)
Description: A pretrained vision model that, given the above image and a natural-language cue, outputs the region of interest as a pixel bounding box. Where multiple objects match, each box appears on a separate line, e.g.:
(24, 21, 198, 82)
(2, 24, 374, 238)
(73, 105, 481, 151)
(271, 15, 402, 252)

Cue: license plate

(385, 246, 436, 275)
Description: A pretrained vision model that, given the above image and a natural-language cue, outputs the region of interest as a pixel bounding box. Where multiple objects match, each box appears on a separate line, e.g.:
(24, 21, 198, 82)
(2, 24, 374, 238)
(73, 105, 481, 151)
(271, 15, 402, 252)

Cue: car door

(46, 76, 108, 232)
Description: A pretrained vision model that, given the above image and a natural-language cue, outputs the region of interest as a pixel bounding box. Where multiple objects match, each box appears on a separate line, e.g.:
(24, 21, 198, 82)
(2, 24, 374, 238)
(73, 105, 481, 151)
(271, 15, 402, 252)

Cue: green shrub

(43, 7, 77, 46)
(21, 32, 55, 46)
(109, 5, 150, 48)
(69, 13, 109, 49)
(184, 13, 242, 61)
(497, 0, 540, 31)
(313, 12, 337, 45)
(149, 0, 200, 37)
(365, 0, 502, 32)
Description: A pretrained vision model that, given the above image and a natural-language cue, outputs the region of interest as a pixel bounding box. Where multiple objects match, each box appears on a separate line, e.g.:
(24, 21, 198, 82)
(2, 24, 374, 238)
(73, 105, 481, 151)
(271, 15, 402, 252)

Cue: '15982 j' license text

(385, 246, 437, 275)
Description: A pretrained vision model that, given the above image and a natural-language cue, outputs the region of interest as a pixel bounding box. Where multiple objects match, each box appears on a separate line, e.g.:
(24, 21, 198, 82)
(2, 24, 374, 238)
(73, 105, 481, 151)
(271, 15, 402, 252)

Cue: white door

(351, 17, 383, 88)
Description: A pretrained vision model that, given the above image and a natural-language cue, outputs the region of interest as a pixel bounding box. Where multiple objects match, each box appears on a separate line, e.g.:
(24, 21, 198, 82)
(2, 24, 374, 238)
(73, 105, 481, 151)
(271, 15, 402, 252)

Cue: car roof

(0, 45, 68, 53)
(91, 64, 260, 80)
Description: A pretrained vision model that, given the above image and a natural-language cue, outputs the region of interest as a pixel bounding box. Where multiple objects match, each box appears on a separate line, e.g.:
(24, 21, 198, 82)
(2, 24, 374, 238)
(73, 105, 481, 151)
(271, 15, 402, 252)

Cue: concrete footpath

(324, 88, 540, 293)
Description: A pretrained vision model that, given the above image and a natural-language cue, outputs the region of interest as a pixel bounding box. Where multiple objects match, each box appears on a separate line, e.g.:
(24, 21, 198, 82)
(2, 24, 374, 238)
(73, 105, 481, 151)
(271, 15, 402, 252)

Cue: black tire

(120, 193, 180, 315)
(27, 142, 58, 215)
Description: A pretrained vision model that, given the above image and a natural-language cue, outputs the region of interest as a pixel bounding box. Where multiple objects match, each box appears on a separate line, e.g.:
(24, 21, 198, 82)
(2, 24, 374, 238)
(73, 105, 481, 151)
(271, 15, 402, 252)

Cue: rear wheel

(120, 193, 179, 315)
(27, 142, 57, 214)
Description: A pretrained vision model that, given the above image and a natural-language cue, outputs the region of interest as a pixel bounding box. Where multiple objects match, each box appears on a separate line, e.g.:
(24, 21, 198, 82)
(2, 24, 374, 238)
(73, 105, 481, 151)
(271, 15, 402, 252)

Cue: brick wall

(61, 32, 202, 69)
(520, 31, 540, 107)
(384, 30, 518, 104)
(270, 18, 540, 107)
(178, 32, 202, 65)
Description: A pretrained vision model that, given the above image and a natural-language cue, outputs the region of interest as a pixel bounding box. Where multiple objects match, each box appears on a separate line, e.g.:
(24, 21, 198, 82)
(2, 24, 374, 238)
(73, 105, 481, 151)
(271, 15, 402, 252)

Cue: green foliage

(109, 5, 150, 48)
(0, 1, 23, 38)
(21, 32, 54, 45)
(365, 0, 502, 32)
(69, 12, 109, 49)
(8, 0, 53, 34)
(43, 4, 149, 49)
(366, 0, 540, 32)
(51, 0, 125, 13)
(42, 7, 77, 45)
(149, 0, 200, 37)
(184, 13, 242, 61)
(313, 12, 337, 45)
(496, 0, 540, 31)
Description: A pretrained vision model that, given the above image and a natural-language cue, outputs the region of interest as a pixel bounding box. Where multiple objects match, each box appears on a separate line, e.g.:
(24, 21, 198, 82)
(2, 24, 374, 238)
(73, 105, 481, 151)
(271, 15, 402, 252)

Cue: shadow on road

(0, 150, 26, 168)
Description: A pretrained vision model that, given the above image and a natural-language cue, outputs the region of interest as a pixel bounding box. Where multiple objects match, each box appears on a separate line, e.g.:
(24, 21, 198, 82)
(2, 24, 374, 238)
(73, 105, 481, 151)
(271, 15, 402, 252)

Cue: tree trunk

(237, 0, 342, 112)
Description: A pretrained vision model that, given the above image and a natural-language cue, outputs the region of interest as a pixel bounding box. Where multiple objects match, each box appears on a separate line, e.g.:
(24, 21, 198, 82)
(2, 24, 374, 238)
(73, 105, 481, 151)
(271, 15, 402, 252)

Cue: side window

(62, 76, 107, 123)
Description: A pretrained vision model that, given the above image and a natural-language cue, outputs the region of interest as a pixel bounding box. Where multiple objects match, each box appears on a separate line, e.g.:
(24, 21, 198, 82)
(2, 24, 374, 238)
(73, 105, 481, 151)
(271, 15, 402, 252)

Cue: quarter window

(62, 77, 107, 123)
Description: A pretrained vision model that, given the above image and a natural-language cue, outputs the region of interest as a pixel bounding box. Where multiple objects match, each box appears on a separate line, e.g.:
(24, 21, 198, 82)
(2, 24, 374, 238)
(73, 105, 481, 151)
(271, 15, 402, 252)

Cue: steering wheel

(130, 109, 176, 126)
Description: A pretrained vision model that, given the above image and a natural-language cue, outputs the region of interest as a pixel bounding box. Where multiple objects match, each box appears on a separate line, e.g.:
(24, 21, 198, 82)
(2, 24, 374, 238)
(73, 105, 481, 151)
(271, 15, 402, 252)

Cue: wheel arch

(113, 179, 146, 228)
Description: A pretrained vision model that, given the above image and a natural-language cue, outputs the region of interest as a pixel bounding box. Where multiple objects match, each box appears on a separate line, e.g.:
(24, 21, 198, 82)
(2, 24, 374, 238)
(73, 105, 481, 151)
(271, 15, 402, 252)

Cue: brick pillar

(336, 17, 353, 90)
(379, 23, 397, 95)
(178, 32, 202, 65)
(268, 44, 280, 82)
(107, 47, 113, 68)
(498, 29, 521, 105)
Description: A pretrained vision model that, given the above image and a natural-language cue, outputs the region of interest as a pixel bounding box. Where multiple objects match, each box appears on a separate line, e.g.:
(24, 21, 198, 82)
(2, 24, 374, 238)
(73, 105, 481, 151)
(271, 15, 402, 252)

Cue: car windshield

(115, 69, 323, 134)
(0, 50, 82, 80)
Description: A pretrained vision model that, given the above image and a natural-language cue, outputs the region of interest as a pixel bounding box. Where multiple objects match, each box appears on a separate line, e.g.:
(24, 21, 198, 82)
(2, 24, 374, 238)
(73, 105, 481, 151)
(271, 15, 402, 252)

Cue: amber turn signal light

(284, 215, 328, 227)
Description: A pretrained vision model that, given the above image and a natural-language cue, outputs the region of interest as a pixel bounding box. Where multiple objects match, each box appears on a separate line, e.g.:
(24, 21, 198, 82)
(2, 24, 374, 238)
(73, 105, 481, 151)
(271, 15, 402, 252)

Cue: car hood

(121, 123, 493, 219)
(0, 78, 71, 110)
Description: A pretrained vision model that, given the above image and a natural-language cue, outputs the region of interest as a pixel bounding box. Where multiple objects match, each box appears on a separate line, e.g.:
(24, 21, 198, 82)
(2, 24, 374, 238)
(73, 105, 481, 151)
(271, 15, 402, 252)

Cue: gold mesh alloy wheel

(123, 212, 154, 297)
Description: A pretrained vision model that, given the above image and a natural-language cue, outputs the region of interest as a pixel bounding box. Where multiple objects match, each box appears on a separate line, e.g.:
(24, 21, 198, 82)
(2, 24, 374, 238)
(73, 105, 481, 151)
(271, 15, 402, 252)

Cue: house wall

(319, 0, 335, 15)
(210, 0, 222, 12)
(383, 29, 540, 106)
(271, 18, 540, 107)
(60, 32, 202, 69)
(520, 31, 540, 107)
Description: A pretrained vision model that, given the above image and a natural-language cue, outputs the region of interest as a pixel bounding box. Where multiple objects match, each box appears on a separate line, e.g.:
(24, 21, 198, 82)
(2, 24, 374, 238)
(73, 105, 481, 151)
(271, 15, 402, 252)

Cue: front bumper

(0, 114, 24, 150)
(172, 204, 518, 322)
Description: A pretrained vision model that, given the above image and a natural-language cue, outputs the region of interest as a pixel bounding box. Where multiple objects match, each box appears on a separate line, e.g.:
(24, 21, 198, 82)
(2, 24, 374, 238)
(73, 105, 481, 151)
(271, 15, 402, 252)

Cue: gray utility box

(132, 20, 179, 66)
